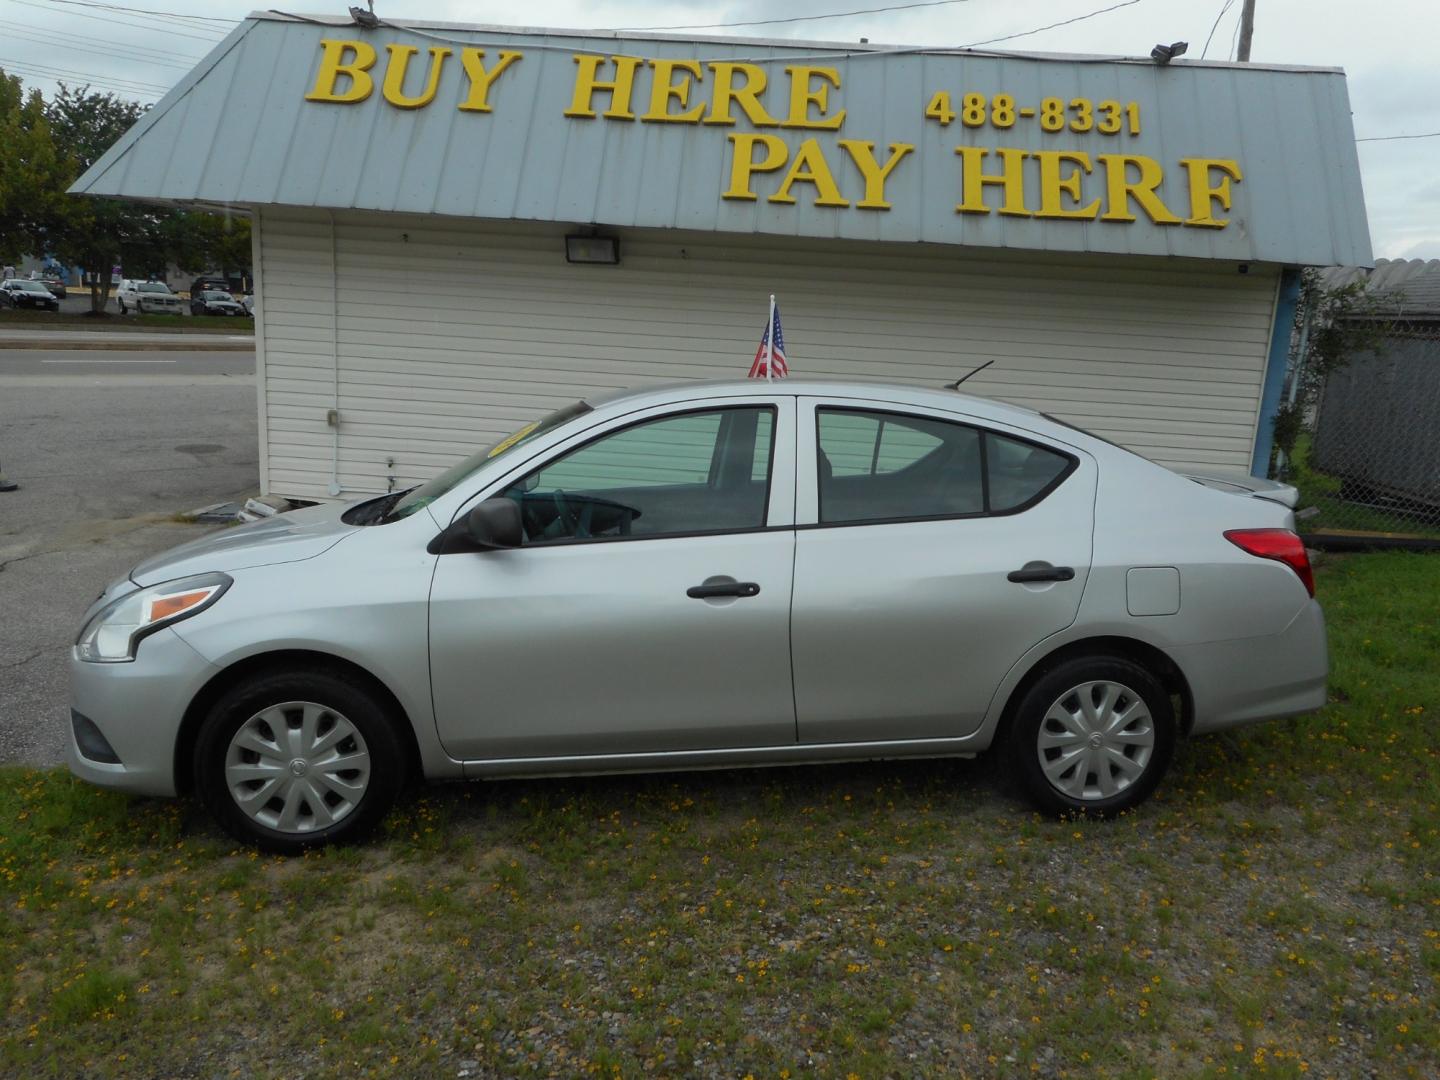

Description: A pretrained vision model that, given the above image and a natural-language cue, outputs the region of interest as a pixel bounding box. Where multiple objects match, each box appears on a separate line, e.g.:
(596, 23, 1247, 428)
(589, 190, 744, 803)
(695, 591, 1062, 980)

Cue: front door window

(506, 407, 775, 543)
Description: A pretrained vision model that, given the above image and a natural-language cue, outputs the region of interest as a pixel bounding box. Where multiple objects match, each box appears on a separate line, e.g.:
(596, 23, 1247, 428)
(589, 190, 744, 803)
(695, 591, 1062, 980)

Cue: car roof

(576, 378, 1127, 457)
(585, 378, 1047, 425)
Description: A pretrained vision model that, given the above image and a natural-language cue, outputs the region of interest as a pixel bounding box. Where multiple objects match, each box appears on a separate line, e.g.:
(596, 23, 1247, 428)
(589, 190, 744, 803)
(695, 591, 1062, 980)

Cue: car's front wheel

(194, 668, 407, 853)
(1009, 655, 1175, 817)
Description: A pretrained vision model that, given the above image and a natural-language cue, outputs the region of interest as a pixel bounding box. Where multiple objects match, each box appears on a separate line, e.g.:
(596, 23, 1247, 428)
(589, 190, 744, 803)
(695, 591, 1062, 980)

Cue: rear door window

(817, 409, 983, 524)
(815, 408, 1074, 525)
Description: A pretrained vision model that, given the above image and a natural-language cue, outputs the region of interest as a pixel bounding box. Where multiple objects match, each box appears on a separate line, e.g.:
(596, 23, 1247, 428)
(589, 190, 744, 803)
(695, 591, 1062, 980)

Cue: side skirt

(461, 735, 988, 781)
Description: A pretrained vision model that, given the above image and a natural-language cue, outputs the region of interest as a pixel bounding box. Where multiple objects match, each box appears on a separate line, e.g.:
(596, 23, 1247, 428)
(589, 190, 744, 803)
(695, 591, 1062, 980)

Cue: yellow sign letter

(305, 39, 377, 104)
(771, 139, 849, 207)
(1034, 150, 1102, 220)
(782, 66, 845, 130)
(723, 134, 789, 201)
(382, 45, 451, 109)
(954, 147, 1031, 217)
(838, 140, 913, 210)
(458, 49, 522, 113)
(1179, 158, 1243, 228)
(642, 59, 705, 123)
(1097, 154, 1182, 225)
(565, 55, 643, 120)
(705, 63, 779, 127)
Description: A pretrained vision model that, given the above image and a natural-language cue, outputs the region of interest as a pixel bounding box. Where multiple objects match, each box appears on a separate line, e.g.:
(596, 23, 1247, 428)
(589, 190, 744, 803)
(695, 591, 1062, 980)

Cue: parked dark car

(189, 276, 232, 297)
(1, 279, 61, 311)
(41, 274, 68, 299)
(190, 289, 247, 317)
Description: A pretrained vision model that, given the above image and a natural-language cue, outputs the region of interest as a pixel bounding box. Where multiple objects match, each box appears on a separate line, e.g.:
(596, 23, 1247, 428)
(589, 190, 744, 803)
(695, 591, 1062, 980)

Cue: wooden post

(1237, 0, 1256, 61)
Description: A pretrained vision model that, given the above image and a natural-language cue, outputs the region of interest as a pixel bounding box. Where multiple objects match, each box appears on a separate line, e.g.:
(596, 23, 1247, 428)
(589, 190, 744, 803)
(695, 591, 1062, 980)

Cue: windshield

(202, 291, 233, 300)
(13, 280, 49, 292)
(384, 400, 594, 522)
(138, 283, 171, 294)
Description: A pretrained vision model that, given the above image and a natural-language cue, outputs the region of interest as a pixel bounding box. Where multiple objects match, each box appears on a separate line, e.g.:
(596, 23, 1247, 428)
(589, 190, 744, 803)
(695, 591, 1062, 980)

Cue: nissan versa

(69, 381, 1327, 852)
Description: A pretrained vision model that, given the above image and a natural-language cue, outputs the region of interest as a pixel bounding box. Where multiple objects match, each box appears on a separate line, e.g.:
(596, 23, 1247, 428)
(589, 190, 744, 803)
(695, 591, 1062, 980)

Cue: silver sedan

(68, 381, 1327, 851)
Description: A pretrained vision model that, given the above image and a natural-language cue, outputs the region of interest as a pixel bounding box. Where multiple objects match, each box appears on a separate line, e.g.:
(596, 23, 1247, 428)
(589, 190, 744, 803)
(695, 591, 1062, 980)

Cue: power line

(0, 66, 162, 98)
(1200, 0, 1236, 60)
(961, 0, 1145, 48)
(10, 0, 230, 41)
(31, 0, 235, 25)
(4, 25, 202, 67)
(1356, 131, 1440, 142)
(612, 0, 974, 33)
(0, 55, 169, 93)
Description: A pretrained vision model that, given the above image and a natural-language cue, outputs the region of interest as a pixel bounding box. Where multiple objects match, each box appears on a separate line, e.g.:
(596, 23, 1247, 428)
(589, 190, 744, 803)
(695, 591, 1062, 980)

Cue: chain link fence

(1280, 323, 1440, 539)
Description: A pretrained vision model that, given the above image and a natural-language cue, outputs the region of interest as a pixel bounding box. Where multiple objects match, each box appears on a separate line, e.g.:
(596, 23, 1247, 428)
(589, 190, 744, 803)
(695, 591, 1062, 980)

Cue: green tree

(3, 77, 253, 310)
(0, 68, 66, 266)
(42, 84, 159, 312)
(164, 210, 252, 283)
(1271, 270, 1395, 476)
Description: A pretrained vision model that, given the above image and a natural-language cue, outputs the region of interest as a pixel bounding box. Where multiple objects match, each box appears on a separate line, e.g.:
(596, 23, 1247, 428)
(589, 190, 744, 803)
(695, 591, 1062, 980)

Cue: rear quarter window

(987, 432, 1072, 512)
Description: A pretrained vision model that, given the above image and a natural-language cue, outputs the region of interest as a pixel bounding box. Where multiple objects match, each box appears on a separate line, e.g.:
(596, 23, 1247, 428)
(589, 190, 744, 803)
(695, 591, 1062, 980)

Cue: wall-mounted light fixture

(565, 234, 620, 265)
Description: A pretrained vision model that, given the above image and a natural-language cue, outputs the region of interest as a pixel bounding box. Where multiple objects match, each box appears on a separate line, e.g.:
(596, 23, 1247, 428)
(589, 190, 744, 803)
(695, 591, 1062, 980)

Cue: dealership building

(73, 12, 1371, 504)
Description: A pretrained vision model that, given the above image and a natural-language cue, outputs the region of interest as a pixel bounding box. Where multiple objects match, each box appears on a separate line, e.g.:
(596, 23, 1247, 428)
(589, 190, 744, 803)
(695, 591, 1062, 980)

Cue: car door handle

(1007, 562, 1075, 584)
(687, 581, 761, 599)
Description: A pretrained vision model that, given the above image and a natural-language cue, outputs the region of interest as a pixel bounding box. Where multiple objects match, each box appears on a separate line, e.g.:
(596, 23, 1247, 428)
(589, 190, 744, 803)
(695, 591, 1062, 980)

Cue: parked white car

(117, 279, 183, 315)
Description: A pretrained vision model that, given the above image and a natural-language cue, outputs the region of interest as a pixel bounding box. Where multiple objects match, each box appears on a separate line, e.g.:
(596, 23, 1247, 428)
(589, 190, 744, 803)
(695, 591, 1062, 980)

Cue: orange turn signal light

(148, 590, 213, 621)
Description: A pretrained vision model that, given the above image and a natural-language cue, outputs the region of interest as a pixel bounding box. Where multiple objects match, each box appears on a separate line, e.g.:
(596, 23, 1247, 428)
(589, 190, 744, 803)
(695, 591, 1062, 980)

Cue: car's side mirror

(464, 497, 523, 550)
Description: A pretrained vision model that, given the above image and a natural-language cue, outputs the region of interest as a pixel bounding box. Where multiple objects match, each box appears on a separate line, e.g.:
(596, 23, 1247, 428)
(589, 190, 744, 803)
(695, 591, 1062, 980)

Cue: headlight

(75, 572, 231, 663)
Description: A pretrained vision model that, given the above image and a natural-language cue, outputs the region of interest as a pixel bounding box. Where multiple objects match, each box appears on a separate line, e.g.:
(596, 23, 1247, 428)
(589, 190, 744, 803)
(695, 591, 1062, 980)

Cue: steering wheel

(551, 489, 583, 537)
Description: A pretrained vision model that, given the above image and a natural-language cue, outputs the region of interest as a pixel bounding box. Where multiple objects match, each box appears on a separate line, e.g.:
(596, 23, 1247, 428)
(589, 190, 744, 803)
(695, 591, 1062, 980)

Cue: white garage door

(252, 207, 1278, 502)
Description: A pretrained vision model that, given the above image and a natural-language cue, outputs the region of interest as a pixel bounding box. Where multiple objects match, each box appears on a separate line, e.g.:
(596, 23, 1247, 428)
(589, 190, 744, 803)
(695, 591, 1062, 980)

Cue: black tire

(1008, 655, 1175, 818)
(194, 667, 407, 853)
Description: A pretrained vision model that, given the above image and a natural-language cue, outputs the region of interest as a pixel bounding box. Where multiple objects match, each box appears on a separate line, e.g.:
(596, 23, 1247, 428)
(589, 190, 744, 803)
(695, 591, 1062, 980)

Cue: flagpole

(766, 293, 776, 382)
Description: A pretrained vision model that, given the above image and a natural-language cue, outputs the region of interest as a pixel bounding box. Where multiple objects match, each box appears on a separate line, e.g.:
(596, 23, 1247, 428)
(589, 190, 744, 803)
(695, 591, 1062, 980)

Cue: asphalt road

(0, 349, 257, 766)
(0, 350, 255, 376)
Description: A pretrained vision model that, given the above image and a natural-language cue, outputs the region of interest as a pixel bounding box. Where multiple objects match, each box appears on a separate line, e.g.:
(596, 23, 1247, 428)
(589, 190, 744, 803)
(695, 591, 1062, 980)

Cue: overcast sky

(4, 0, 1435, 260)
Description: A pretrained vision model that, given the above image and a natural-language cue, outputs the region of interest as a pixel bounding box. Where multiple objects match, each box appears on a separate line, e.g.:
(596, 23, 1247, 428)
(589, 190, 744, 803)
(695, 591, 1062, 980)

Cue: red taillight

(1224, 529, 1315, 597)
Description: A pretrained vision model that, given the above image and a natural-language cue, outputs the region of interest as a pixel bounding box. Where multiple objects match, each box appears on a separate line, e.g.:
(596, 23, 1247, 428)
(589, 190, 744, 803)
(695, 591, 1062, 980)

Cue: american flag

(747, 299, 789, 379)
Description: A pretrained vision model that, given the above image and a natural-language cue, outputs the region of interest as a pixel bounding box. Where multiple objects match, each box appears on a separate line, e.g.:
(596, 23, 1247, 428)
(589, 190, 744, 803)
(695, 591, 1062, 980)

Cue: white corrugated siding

(255, 206, 1278, 502)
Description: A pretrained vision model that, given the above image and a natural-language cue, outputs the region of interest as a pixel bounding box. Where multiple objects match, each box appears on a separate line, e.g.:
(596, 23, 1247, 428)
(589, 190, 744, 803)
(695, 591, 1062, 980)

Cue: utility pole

(1237, 0, 1256, 61)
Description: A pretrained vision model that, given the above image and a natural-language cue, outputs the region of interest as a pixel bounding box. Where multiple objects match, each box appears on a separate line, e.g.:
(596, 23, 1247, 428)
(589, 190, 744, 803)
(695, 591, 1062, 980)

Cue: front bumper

(67, 626, 220, 797)
(1173, 599, 1329, 735)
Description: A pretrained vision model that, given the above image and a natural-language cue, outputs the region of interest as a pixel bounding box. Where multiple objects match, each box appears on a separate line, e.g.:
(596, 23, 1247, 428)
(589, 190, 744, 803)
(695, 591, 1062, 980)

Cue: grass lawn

(1, 553, 1436, 1078)
(0, 310, 253, 333)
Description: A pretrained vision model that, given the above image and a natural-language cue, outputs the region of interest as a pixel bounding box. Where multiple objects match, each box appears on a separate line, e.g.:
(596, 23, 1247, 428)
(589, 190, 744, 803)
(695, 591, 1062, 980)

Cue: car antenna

(946, 360, 994, 391)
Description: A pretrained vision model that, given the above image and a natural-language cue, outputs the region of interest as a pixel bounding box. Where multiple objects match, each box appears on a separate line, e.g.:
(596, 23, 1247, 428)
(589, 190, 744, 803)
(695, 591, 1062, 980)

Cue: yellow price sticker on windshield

(487, 421, 539, 458)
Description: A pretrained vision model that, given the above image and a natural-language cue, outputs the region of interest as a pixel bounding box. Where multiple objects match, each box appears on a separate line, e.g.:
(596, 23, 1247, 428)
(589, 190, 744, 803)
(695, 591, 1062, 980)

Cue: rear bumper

(1173, 600, 1329, 735)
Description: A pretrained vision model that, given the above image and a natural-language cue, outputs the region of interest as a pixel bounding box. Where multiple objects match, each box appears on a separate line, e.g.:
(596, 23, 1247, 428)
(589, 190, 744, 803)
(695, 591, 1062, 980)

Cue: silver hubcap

(223, 701, 371, 834)
(1036, 680, 1155, 801)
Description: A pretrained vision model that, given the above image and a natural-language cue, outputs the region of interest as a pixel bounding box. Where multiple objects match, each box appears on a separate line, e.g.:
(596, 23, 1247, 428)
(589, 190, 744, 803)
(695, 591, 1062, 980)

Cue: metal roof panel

(72, 13, 1373, 267)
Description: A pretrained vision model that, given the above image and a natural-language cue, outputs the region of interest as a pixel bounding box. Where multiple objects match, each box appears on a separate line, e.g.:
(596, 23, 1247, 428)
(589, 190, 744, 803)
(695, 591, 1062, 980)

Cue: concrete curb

(0, 338, 254, 351)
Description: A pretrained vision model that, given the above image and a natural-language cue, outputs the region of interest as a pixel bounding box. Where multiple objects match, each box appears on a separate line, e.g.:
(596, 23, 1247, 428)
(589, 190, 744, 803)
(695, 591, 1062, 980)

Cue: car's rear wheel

(1009, 656, 1175, 817)
(194, 668, 406, 853)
